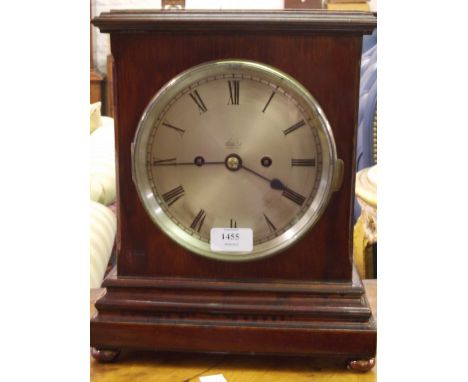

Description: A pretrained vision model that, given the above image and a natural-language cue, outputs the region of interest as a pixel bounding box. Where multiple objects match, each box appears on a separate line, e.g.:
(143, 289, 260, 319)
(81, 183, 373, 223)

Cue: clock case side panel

(110, 30, 363, 282)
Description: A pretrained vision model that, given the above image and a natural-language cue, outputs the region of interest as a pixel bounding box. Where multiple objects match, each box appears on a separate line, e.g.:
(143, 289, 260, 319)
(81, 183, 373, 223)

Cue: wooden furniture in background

(327, 0, 367, 3)
(91, 280, 377, 381)
(162, 0, 186, 9)
(91, 10, 377, 370)
(90, 1, 105, 104)
(284, 0, 325, 9)
(105, 55, 114, 117)
(284, 0, 370, 11)
(90, 70, 104, 104)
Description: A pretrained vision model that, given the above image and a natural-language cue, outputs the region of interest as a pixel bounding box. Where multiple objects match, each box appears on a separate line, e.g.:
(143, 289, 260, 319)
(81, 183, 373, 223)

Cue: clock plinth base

(90, 347, 120, 363)
(91, 267, 376, 368)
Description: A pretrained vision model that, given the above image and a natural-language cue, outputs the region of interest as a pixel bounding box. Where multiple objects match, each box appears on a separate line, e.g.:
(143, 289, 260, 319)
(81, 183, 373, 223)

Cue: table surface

(91, 280, 376, 382)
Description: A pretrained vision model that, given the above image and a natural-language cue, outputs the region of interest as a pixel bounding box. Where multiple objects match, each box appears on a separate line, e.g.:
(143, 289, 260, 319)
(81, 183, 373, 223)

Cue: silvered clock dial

(132, 60, 342, 261)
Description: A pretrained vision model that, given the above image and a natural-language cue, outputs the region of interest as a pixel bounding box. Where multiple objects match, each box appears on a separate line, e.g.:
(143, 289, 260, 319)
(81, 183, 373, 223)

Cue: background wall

(92, 1, 376, 73)
(91, 1, 162, 73)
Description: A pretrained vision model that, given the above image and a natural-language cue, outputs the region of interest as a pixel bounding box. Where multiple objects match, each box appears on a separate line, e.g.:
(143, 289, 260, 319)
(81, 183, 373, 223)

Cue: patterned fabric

(90, 200, 117, 288)
(90, 103, 117, 287)
(357, 33, 377, 172)
(354, 30, 377, 223)
(90, 116, 116, 205)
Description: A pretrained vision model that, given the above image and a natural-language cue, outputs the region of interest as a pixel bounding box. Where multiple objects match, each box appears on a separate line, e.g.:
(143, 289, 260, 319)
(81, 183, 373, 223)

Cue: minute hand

(240, 164, 274, 185)
(241, 164, 306, 206)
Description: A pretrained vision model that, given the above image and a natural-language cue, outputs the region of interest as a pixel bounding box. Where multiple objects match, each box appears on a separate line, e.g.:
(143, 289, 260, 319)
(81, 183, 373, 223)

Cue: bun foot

(91, 347, 120, 363)
(347, 358, 375, 372)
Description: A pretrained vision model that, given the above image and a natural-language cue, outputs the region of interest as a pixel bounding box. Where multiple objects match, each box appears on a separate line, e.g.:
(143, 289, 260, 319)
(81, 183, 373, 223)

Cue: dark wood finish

(98, 25, 367, 282)
(91, 281, 377, 378)
(91, 9, 377, 368)
(93, 9, 376, 33)
(97, 267, 371, 320)
(91, 267, 376, 360)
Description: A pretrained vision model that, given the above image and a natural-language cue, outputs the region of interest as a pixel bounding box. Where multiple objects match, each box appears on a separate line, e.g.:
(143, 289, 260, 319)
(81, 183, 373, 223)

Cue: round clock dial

(132, 60, 339, 261)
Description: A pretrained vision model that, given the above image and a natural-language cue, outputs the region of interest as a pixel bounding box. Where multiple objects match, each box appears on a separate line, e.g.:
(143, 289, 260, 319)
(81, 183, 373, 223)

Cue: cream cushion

(90, 200, 117, 288)
(90, 102, 102, 133)
(90, 116, 116, 205)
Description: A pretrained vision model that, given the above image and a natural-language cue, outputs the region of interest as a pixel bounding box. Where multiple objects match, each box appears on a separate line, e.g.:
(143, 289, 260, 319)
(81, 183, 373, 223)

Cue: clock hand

(240, 163, 305, 205)
(239, 164, 272, 183)
(154, 161, 224, 165)
(153, 156, 224, 166)
(240, 164, 286, 191)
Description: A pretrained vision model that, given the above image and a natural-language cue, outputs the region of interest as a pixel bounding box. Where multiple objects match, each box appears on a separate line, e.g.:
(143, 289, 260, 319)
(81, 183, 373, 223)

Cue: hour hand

(270, 178, 285, 190)
(241, 164, 306, 206)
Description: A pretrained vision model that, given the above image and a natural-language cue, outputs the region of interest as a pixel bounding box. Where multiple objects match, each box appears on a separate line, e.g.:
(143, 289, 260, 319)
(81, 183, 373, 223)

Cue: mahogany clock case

(93, 10, 376, 282)
(91, 10, 377, 368)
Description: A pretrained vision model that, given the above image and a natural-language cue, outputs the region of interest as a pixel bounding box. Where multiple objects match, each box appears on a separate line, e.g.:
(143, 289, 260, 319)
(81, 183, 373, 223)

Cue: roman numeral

(161, 185, 185, 206)
(189, 90, 208, 114)
(291, 158, 315, 167)
(230, 219, 237, 228)
(162, 121, 185, 135)
(262, 91, 275, 113)
(190, 209, 206, 232)
(263, 213, 277, 233)
(282, 188, 306, 206)
(227, 80, 240, 105)
(283, 120, 306, 135)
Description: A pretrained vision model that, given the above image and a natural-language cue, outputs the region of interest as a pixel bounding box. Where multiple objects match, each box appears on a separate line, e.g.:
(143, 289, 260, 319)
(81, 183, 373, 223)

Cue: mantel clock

(91, 9, 377, 371)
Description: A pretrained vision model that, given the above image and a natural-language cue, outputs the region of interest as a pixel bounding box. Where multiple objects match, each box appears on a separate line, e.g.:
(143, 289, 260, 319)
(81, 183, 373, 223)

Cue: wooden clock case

(91, 10, 377, 371)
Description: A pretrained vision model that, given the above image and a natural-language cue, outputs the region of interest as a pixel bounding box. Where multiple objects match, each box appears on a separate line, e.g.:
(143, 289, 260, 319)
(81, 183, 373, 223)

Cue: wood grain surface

(90, 280, 376, 381)
(91, 9, 377, 282)
(90, 10, 377, 371)
(93, 9, 376, 33)
(109, 30, 363, 281)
